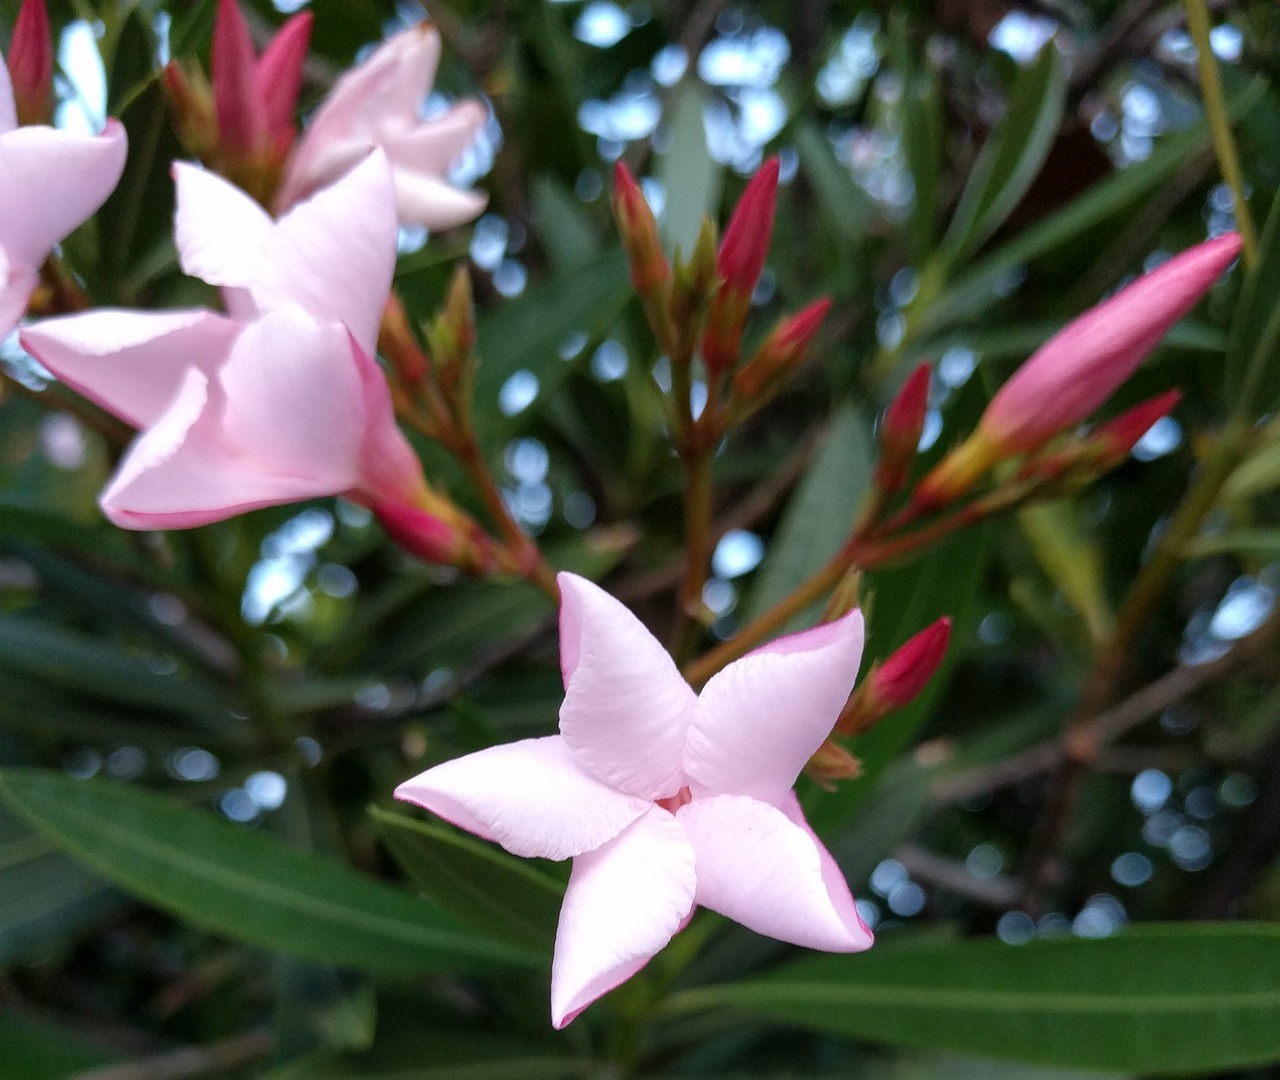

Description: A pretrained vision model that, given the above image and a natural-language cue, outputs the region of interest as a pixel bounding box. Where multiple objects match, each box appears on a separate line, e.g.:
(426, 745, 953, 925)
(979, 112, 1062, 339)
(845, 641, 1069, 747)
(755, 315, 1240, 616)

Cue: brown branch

(894, 843, 1022, 909)
(69, 1031, 273, 1080)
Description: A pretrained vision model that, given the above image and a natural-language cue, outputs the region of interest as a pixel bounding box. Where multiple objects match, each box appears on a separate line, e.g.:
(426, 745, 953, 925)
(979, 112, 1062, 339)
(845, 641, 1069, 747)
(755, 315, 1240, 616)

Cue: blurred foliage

(2, 0, 1280, 1077)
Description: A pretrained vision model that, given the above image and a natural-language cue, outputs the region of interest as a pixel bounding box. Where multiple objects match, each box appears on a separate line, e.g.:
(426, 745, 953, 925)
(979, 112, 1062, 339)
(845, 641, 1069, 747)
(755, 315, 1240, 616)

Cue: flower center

(657, 786, 692, 814)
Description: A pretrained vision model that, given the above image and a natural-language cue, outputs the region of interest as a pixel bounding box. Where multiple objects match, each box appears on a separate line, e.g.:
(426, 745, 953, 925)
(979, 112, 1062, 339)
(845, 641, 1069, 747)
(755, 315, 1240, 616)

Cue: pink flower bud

(980, 233, 1240, 455)
(875, 362, 931, 495)
(733, 297, 830, 399)
(9, 0, 53, 126)
(702, 157, 780, 372)
(212, 0, 311, 189)
(874, 617, 951, 710)
(717, 156, 779, 294)
(372, 500, 496, 574)
(612, 161, 669, 294)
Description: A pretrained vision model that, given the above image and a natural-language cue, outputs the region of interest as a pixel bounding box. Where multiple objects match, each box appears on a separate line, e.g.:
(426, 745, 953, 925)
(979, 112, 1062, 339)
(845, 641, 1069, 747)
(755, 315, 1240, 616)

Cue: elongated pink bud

(9, 0, 53, 126)
(875, 362, 931, 495)
(213, 0, 261, 154)
(702, 157, 780, 372)
(256, 10, 312, 156)
(717, 156, 779, 293)
(981, 233, 1241, 454)
(373, 501, 496, 574)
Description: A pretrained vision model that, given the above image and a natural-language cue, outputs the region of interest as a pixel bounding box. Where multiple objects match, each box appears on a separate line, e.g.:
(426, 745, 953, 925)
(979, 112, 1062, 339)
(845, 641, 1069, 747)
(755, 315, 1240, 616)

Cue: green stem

(669, 444, 716, 664)
(1185, 0, 1258, 269)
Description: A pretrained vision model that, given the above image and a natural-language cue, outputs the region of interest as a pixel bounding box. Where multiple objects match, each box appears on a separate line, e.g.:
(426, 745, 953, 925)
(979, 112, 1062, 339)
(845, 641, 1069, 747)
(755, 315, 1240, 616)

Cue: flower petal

(677, 793, 872, 952)
(557, 572, 696, 800)
(20, 309, 241, 429)
(100, 367, 334, 529)
(685, 608, 864, 805)
(0, 121, 126, 268)
(253, 149, 397, 355)
(394, 735, 651, 861)
(0, 55, 16, 132)
(389, 170, 489, 232)
(0, 262, 34, 338)
(388, 98, 487, 175)
(217, 306, 364, 488)
(551, 807, 696, 1028)
(172, 161, 273, 288)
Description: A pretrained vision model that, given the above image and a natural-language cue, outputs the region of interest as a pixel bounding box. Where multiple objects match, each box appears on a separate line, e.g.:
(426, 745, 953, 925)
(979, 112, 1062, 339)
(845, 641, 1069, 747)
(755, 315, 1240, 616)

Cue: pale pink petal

(0, 121, 126, 267)
(677, 794, 872, 952)
(387, 99, 487, 174)
(394, 736, 651, 860)
(0, 55, 16, 132)
(389, 171, 489, 231)
(685, 608, 864, 805)
(252, 150, 397, 355)
(349, 332, 427, 508)
(551, 807, 696, 1028)
(172, 161, 273, 288)
(0, 262, 34, 337)
(557, 572, 696, 800)
(21, 309, 241, 429)
(777, 790, 873, 944)
(217, 306, 364, 488)
(100, 368, 334, 529)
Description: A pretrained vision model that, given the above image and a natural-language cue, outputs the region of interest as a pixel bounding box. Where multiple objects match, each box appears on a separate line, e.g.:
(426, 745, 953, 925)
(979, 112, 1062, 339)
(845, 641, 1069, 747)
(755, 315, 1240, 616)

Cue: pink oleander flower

(396, 573, 873, 1029)
(0, 53, 127, 336)
(275, 24, 487, 230)
(21, 151, 428, 529)
(212, 0, 312, 172)
(980, 232, 1242, 454)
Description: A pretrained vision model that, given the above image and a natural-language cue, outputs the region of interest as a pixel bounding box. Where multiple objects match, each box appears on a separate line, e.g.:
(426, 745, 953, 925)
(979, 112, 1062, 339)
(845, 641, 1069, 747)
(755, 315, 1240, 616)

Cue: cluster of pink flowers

(0, 0, 1246, 1032)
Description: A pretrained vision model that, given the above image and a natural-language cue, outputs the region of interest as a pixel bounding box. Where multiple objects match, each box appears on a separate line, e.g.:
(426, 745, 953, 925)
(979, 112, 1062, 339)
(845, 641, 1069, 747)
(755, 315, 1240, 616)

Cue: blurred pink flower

(396, 572, 873, 1029)
(0, 55, 127, 336)
(275, 24, 487, 229)
(22, 152, 427, 529)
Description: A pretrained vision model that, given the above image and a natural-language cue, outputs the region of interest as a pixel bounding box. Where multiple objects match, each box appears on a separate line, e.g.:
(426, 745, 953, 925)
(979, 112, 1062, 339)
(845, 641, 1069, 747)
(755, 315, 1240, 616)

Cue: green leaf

(794, 122, 873, 244)
(1224, 436, 1280, 500)
(667, 924, 1280, 1073)
(1226, 183, 1280, 413)
(940, 46, 1066, 265)
(0, 1012, 119, 1079)
(370, 806, 562, 951)
(473, 249, 631, 446)
(658, 81, 721, 255)
(1183, 528, 1280, 559)
(745, 406, 874, 630)
(0, 770, 543, 973)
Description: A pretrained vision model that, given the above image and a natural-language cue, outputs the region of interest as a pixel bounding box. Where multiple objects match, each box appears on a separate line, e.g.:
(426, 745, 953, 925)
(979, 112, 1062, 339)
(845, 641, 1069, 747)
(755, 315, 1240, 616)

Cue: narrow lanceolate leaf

(666, 925, 1280, 1073)
(370, 806, 563, 951)
(0, 771, 543, 973)
(1226, 180, 1280, 414)
(657, 80, 721, 255)
(746, 406, 874, 630)
(939, 44, 1066, 265)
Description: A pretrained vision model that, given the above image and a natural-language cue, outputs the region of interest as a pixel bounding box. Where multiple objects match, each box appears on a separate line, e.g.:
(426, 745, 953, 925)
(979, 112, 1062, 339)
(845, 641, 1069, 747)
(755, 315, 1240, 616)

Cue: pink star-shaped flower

(275, 24, 487, 230)
(395, 572, 873, 1028)
(21, 150, 427, 529)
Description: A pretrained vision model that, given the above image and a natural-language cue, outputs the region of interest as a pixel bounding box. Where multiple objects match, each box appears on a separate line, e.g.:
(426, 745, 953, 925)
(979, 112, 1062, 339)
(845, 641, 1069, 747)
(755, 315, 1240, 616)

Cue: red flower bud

(875, 362, 931, 495)
(611, 161, 669, 294)
(1092, 389, 1181, 464)
(373, 501, 496, 575)
(9, 0, 53, 126)
(717, 156, 779, 294)
(733, 297, 830, 399)
(874, 617, 951, 710)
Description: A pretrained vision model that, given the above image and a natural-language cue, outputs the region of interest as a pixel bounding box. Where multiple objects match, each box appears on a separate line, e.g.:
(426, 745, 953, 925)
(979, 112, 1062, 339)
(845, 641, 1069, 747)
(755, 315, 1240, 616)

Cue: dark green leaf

(0, 770, 543, 973)
(1226, 182, 1280, 413)
(668, 925, 1280, 1073)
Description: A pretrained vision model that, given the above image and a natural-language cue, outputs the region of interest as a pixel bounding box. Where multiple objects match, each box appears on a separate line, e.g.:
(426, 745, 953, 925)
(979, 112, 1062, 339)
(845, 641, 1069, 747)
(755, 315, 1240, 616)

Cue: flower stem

(1185, 0, 1258, 269)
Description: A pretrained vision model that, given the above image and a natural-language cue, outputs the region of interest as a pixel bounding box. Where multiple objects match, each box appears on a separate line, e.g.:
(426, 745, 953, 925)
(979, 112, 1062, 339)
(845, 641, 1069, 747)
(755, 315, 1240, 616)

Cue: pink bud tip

(883, 362, 931, 445)
(257, 10, 312, 150)
(1095, 389, 1182, 457)
(981, 232, 1241, 455)
(717, 156, 780, 294)
(611, 161, 668, 292)
(873, 617, 952, 709)
(10, 0, 53, 126)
